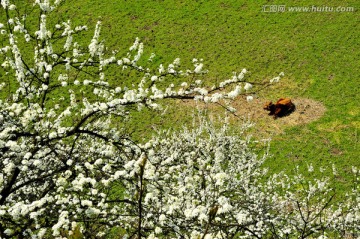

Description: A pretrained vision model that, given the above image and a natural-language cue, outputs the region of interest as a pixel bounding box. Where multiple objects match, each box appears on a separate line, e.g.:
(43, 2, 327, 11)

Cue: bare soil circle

(175, 97, 326, 137)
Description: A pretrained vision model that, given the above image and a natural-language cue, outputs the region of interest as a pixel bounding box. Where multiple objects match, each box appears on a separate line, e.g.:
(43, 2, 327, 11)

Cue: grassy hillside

(2, 0, 359, 194)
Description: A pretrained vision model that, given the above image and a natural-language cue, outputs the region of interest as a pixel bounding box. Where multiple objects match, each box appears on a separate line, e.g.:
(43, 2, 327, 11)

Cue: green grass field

(2, 0, 359, 196)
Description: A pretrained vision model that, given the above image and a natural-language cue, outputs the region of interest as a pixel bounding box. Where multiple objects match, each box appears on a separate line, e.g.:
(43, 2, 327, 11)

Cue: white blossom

(4, 229, 13, 236)
(246, 95, 254, 102)
(227, 85, 241, 99)
(88, 21, 101, 57)
(194, 63, 203, 73)
(244, 82, 253, 91)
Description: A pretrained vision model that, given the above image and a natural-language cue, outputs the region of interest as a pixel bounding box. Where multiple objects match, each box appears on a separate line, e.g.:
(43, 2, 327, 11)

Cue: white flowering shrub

(0, 0, 359, 238)
(121, 122, 359, 239)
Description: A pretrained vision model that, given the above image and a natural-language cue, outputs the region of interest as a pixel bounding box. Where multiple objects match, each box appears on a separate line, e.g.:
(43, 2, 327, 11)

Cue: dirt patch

(175, 97, 326, 137)
(232, 97, 326, 125)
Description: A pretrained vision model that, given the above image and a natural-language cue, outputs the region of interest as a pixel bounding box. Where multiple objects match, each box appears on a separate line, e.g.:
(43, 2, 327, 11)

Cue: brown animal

(263, 98, 295, 119)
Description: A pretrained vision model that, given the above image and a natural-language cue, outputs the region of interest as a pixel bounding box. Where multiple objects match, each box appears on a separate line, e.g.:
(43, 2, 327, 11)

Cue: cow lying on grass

(263, 98, 295, 119)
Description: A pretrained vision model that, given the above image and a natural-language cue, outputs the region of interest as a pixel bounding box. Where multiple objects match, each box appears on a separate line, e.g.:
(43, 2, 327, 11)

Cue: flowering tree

(0, 0, 359, 238)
